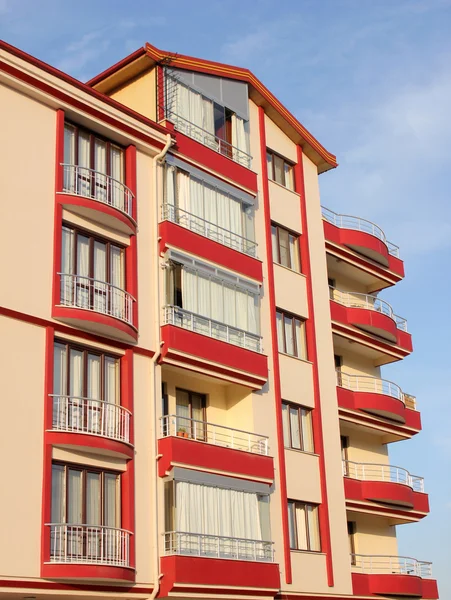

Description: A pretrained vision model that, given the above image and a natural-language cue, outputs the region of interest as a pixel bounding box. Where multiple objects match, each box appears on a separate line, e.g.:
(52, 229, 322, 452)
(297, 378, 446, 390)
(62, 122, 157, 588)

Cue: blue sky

(1, 0, 450, 594)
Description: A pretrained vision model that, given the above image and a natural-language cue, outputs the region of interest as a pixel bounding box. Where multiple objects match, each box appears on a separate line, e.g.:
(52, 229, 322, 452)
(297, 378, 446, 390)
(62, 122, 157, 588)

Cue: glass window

(271, 224, 301, 271)
(175, 388, 206, 440)
(282, 402, 314, 452)
(276, 310, 307, 359)
(267, 149, 295, 191)
(288, 501, 321, 552)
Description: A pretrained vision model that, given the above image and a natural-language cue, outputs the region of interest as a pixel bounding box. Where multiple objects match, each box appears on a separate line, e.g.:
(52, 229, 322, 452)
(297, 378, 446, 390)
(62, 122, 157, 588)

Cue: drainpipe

(149, 132, 173, 600)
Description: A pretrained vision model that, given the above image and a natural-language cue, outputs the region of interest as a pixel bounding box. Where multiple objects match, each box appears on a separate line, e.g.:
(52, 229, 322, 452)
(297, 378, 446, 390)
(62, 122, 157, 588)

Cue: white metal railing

(164, 531, 274, 562)
(165, 111, 252, 169)
(162, 203, 257, 257)
(48, 524, 130, 567)
(160, 414, 268, 455)
(61, 164, 134, 219)
(329, 287, 407, 332)
(59, 273, 136, 327)
(163, 305, 262, 353)
(321, 206, 400, 258)
(337, 370, 417, 409)
(343, 460, 424, 492)
(50, 394, 131, 444)
(351, 554, 432, 577)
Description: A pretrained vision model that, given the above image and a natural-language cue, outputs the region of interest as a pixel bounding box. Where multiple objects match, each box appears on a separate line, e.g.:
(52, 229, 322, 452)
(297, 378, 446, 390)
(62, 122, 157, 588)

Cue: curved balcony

(352, 554, 438, 599)
(55, 273, 137, 342)
(330, 287, 407, 343)
(49, 394, 132, 457)
(322, 206, 401, 269)
(60, 164, 135, 233)
(343, 460, 428, 512)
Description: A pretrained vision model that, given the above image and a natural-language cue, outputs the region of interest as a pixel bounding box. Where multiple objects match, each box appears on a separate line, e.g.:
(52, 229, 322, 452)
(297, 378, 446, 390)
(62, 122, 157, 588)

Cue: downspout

(149, 132, 173, 600)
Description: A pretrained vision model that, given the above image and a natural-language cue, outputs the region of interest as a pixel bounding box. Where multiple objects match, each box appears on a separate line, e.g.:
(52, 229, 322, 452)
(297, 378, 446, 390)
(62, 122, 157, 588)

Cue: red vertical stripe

(295, 146, 334, 587)
(258, 106, 292, 584)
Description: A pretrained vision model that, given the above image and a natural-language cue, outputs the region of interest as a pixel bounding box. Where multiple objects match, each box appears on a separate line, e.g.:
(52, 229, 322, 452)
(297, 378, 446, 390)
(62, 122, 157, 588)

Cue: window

(276, 310, 307, 359)
(165, 165, 255, 254)
(348, 521, 356, 564)
(266, 150, 295, 190)
(176, 388, 206, 440)
(334, 355, 343, 386)
(282, 403, 314, 452)
(60, 224, 126, 316)
(271, 224, 301, 271)
(341, 436, 349, 476)
(63, 123, 124, 201)
(52, 340, 120, 435)
(288, 501, 321, 552)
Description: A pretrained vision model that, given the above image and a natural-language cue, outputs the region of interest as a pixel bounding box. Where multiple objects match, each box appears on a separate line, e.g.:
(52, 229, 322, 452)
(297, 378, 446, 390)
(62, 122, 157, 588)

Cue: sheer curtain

(51, 464, 65, 523)
(110, 246, 124, 319)
(110, 145, 123, 209)
(78, 131, 91, 197)
(181, 268, 197, 314)
(94, 139, 107, 202)
(76, 235, 90, 308)
(104, 357, 119, 437)
(93, 241, 107, 314)
(53, 343, 67, 429)
(69, 349, 83, 430)
(202, 97, 216, 149)
(189, 89, 204, 142)
(63, 125, 75, 192)
(281, 404, 290, 447)
(61, 227, 74, 304)
(87, 354, 101, 433)
(189, 177, 204, 234)
(231, 114, 248, 161)
(289, 406, 301, 449)
(177, 170, 190, 215)
(86, 472, 101, 559)
(175, 389, 190, 434)
(203, 183, 217, 241)
(166, 165, 176, 209)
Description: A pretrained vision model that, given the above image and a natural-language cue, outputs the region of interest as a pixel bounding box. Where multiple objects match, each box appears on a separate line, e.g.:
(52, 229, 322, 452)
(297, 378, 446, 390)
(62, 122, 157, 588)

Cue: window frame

(348, 520, 357, 564)
(288, 500, 321, 552)
(271, 223, 301, 272)
(282, 402, 314, 453)
(266, 149, 295, 191)
(276, 309, 308, 359)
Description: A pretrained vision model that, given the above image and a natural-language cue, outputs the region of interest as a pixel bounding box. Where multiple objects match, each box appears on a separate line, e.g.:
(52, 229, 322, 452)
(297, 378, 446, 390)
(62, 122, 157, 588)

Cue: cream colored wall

(302, 153, 353, 594)
(61, 209, 131, 245)
(0, 317, 45, 579)
(341, 426, 389, 464)
(290, 552, 329, 593)
(274, 265, 309, 318)
(52, 448, 128, 471)
(279, 353, 314, 408)
(264, 114, 297, 162)
(269, 181, 302, 233)
(338, 348, 381, 377)
(330, 271, 369, 294)
(0, 84, 55, 320)
(351, 514, 398, 557)
(285, 451, 321, 502)
(111, 68, 156, 121)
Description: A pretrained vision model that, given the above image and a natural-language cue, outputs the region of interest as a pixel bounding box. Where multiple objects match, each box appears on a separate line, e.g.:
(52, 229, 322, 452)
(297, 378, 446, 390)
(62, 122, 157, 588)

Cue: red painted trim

(46, 431, 133, 458)
(122, 348, 135, 568)
(159, 220, 263, 281)
(258, 106, 292, 584)
(87, 47, 147, 86)
(159, 555, 280, 596)
(157, 65, 165, 122)
(158, 436, 274, 481)
(173, 128, 258, 190)
(41, 563, 135, 581)
(338, 406, 422, 438)
(53, 305, 138, 342)
(295, 145, 334, 587)
(345, 500, 428, 521)
(352, 571, 436, 598)
(332, 322, 412, 360)
(125, 144, 138, 223)
(161, 324, 268, 382)
(331, 300, 399, 344)
(56, 194, 137, 234)
(0, 41, 169, 137)
(0, 578, 153, 593)
(344, 477, 429, 514)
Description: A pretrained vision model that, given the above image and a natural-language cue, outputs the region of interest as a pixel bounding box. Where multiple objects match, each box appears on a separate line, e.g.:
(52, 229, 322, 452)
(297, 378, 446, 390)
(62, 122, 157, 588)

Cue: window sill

(273, 262, 306, 278)
(278, 352, 313, 365)
(284, 447, 319, 458)
(268, 179, 299, 196)
(289, 549, 325, 556)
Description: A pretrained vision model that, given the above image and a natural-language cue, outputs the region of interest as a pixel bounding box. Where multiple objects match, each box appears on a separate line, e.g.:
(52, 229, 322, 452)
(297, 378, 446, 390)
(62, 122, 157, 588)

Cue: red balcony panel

(422, 578, 440, 599)
(159, 220, 262, 281)
(353, 572, 423, 597)
(41, 563, 135, 582)
(172, 129, 258, 193)
(53, 306, 138, 344)
(160, 555, 280, 597)
(344, 478, 429, 513)
(161, 324, 268, 389)
(323, 220, 405, 277)
(337, 384, 416, 425)
(158, 436, 274, 482)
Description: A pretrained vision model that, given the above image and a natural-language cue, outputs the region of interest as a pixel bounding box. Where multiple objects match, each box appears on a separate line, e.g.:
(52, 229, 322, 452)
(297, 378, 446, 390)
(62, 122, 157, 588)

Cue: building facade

(0, 40, 438, 600)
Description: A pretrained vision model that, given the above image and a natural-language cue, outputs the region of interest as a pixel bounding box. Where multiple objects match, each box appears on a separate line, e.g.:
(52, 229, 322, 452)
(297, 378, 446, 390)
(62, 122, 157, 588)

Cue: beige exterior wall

(274, 264, 309, 318)
(351, 513, 399, 557)
(269, 181, 302, 233)
(290, 551, 329, 593)
(264, 114, 297, 162)
(285, 450, 321, 502)
(341, 425, 389, 464)
(110, 68, 157, 122)
(279, 353, 315, 408)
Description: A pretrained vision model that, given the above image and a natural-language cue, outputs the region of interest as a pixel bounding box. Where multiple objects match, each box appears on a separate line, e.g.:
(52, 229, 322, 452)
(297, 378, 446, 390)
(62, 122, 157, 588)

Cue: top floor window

(165, 72, 250, 168)
(271, 224, 301, 272)
(267, 150, 295, 191)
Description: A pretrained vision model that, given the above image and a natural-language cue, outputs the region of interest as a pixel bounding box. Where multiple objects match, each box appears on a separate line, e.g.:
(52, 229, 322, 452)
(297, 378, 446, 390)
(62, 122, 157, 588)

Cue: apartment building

(0, 39, 438, 600)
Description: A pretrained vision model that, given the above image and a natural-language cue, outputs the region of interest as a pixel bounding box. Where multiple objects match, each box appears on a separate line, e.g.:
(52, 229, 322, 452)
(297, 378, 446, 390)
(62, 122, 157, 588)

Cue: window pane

(67, 469, 83, 524)
(289, 407, 301, 449)
(307, 505, 321, 551)
(53, 343, 67, 395)
(295, 503, 308, 550)
(295, 319, 307, 359)
(278, 228, 290, 268)
(51, 464, 65, 523)
(274, 155, 284, 185)
(289, 234, 300, 272)
(266, 153, 273, 180)
(284, 162, 294, 190)
(282, 403, 290, 447)
(271, 225, 278, 262)
(284, 315, 294, 355)
(69, 349, 84, 398)
(104, 473, 118, 527)
(86, 472, 101, 525)
(104, 356, 119, 405)
(288, 502, 297, 548)
(87, 354, 101, 400)
(276, 311, 284, 353)
(301, 408, 314, 452)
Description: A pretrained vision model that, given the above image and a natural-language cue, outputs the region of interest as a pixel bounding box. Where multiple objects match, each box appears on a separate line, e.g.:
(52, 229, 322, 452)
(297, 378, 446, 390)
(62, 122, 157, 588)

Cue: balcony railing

(343, 460, 424, 492)
(352, 554, 432, 577)
(59, 273, 136, 327)
(329, 287, 407, 331)
(321, 206, 399, 258)
(50, 394, 131, 444)
(165, 111, 252, 169)
(48, 524, 130, 567)
(162, 203, 257, 257)
(164, 531, 274, 562)
(163, 305, 262, 353)
(337, 370, 417, 409)
(160, 414, 268, 455)
(61, 164, 134, 219)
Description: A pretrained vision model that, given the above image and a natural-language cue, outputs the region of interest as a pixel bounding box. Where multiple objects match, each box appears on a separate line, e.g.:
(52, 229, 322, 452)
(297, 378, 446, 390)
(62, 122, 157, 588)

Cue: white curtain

(63, 125, 75, 192)
(295, 503, 308, 550)
(223, 283, 236, 328)
(189, 177, 204, 234)
(93, 241, 107, 313)
(197, 273, 210, 319)
(189, 89, 204, 142)
(232, 114, 248, 159)
(78, 131, 91, 197)
(110, 245, 124, 318)
(301, 408, 314, 453)
(216, 190, 230, 233)
(86, 472, 100, 525)
(210, 279, 223, 323)
(104, 473, 118, 527)
(110, 145, 123, 209)
(166, 165, 176, 208)
(175, 81, 190, 124)
(247, 293, 258, 334)
(202, 97, 217, 149)
(51, 464, 65, 523)
(69, 349, 83, 430)
(290, 406, 301, 449)
(229, 197, 243, 248)
(181, 268, 197, 314)
(67, 469, 82, 524)
(53, 343, 67, 428)
(87, 353, 101, 433)
(177, 170, 190, 214)
(282, 404, 290, 447)
(94, 139, 107, 202)
(76, 235, 90, 308)
(276, 312, 284, 353)
(104, 356, 119, 437)
(203, 183, 217, 241)
(235, 288, 248, 331)
(61, 228, 74, 305)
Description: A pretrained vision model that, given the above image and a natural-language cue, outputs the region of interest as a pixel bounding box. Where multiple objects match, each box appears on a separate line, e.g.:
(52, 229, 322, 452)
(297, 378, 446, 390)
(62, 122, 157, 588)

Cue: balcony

(343, 460, 429, 516)
(59, 164, 136, 234)
(55, 273, 137, 343)
(322, 207, 404, 280)
(42, 523, 134, 581)
(161, 306, 267, 389)
(158, 415, 273, 481)
(48, 394, 133, 458)
(337, 371, 420, 430)
(352, 554, 438, 599)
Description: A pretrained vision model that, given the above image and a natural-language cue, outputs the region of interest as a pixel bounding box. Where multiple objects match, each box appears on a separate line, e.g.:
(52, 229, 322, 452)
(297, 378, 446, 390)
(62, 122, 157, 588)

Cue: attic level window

(267, 150, 295, 191)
